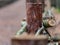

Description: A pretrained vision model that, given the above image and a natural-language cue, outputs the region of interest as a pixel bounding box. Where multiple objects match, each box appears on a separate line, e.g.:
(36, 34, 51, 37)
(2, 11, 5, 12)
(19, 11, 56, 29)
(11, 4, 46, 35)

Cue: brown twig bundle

(26, 3, 42, 34)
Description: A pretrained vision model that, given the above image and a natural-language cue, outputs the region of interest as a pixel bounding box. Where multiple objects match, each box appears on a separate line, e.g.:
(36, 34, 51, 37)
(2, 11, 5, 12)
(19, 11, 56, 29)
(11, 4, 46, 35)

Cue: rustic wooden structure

(11, 34, 48, 45)
(26, 0, 44, 34)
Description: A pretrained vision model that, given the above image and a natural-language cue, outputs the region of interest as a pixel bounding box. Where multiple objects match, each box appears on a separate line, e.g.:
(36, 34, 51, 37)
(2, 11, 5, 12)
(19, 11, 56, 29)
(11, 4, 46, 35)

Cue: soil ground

(0, 0, 26, 45)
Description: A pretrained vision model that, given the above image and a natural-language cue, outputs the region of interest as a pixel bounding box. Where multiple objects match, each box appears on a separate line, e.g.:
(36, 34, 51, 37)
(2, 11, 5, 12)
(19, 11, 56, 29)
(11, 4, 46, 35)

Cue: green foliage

(56, 8, 60, 13)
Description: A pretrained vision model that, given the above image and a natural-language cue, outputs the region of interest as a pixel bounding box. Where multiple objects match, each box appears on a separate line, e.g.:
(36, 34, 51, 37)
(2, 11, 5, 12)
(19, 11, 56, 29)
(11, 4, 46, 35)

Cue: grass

(56, 8, 60, 13)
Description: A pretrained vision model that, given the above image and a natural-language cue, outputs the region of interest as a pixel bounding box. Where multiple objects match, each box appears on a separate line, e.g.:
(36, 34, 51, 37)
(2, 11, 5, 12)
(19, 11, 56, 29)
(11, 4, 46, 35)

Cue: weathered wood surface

(12, 34, 48, 45)
(12, 40, 48, 45)
(13, 33, 48, 40)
